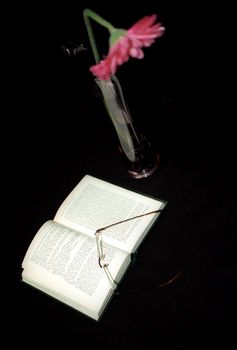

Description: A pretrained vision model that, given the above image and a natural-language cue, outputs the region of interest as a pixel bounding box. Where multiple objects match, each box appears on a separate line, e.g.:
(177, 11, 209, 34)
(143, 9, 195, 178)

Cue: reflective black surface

(5, 1, 236, 347)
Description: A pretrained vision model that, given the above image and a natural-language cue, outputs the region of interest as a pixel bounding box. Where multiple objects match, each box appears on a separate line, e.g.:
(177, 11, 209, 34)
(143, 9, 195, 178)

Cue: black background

(4, 0, 236, 347)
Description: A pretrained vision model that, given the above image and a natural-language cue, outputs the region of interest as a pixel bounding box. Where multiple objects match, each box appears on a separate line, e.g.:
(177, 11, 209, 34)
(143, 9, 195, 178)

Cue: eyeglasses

(95, 209, 163, 290)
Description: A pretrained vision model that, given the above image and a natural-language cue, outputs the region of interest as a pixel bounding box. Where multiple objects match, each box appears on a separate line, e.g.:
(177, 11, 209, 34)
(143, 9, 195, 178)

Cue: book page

(22, 220, 130, 321)
(54, 175, 166, 253)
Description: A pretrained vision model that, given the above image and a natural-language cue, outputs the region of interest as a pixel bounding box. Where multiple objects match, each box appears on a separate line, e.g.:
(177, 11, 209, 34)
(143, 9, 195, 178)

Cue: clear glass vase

(95, 75, 159, 179)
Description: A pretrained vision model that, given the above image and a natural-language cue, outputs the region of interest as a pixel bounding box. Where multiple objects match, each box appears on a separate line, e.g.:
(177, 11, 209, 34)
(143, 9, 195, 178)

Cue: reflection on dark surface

(5, 1, 236, 347)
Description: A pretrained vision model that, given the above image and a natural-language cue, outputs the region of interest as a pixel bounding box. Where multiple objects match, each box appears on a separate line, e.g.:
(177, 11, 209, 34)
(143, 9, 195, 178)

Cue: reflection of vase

(95, 75, 159, 179)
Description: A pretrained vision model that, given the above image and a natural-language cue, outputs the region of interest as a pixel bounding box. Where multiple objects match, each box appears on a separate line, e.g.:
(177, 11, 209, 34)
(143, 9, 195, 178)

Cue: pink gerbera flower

(90, 14, 165, 80)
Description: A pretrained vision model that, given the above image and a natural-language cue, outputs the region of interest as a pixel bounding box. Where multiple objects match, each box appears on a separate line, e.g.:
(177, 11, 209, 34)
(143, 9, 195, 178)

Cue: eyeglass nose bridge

(99, 256, 109, 268)
(96, 230, 109, 268)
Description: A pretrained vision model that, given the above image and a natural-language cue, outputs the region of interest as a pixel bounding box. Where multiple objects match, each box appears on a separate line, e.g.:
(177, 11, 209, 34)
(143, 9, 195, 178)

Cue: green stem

(83, 8, 114, 64)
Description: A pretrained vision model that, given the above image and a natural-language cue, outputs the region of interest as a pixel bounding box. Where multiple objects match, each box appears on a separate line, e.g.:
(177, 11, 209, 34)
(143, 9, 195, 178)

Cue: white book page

(54, 175, 165, 253)
(22, 220, 130, 320)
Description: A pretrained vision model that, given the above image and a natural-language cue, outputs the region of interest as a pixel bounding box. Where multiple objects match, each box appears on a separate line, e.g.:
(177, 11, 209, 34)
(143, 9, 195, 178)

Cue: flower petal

(129, 15, 157, 33)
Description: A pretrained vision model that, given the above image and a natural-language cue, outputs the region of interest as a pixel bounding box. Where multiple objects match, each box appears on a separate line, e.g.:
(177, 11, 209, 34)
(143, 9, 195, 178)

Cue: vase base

(127, 154, 160, 179)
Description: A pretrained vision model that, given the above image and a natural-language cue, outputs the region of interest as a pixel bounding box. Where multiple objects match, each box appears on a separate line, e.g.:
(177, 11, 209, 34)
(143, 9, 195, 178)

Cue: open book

(21, 175, 167, 321)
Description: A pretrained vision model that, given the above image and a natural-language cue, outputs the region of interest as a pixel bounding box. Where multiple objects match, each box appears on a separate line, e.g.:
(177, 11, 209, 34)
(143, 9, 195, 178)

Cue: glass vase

(95, 75, 159, 179)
